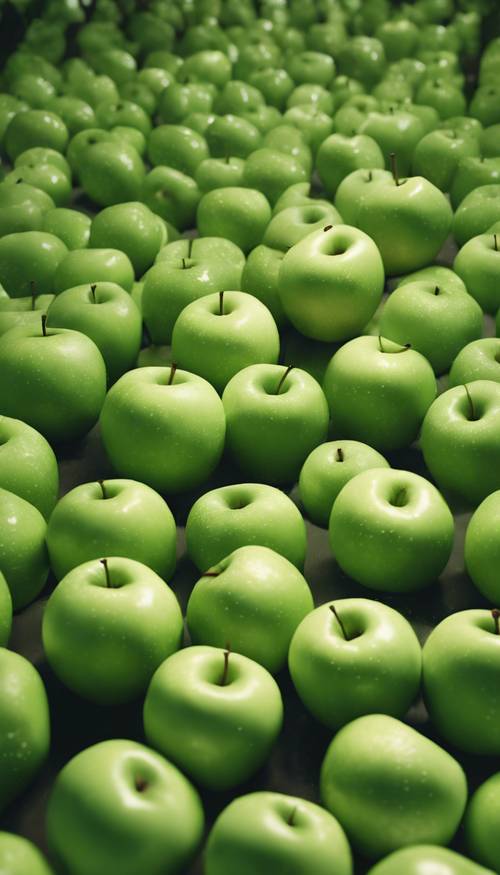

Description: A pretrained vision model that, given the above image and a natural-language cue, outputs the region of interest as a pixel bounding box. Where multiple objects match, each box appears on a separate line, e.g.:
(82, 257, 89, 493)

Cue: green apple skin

(143, 645, 283, 791)
(263, 203, 342, 252)
(480, 124, 500, 158)
(289, 598, 421, 729)
(195, 157, 246, 193)
(4, 163, 71, 209)
(273, 181, 328, 215)
(46, 739, 204, 875)
(397, 265, 467, 294)
(0, 573, 12, 646)
(95, 99, 151, 139)
(412, 128, 480, 192)
(450, 157, 500, 209)
(263, 125, 312, 176)
(186, 482, 307, 572)
(466, 773, 500, 873)
(187, 545, 313, 674)
(323, 336, 436, 452)
(0, 324, 106, 444)
(0, 647, 50, 812)
(423, 609, 500, 754)
(287, 84, 334, 116)
(158, 82, 214, 125)
(223, 363, 329, 485)
(316, 134, 385, 198)
(206, 114, 262, 160)
(0, 416, 58, 519)
(142, 166, 200, 232)
(197, 187, 272, 254)
(299, 440, 389, 528)
(367, 846, 493, 875)
(240, 245, 286, 326)
(286, 50, 335, 88)
(41, 208, 91, 250)
(66, 128, 113, 174)
(142, 237, 245, 344)
(147, 124, 209, 177)
(379, 281, 483, 375)
(375, 19, 419, 60)
(47, 281, 142, 384)
(42, 557, 183, 704)
(249, 67, 295, 110)
(453, 186, 500, 247)
(53, 248, 134, 294)
(4, 109, 69, 161)
(329, 468, 454, 592)
(15, 143, 72, 175)
(0, 231, 67, 298)
(337, 36, 386, 87)
(320, 714, 467, 861)
(0, 294, 55, 339)
(0, 486, 49, 609)
(336, 170, 453, 277)
(89, 202, 165, 276)
(449, 339, 500, 388)
(465, 491, 500, 604)
(47, 478, 176, 581)
(242, 148, 308, 207)
(100, 367, 226, 494)
(283, 105, 333, 156)
(205, 791, 353, 875)
(278, 225, 384, 342)
(0, 832, 54, 875)
(78, 140, 145, 207)
(0, 181, 54, 238)
(215, 80, 265, 116)
(172, 291, 280, 393)
(358, 110, 426, 178)
(454, 234, 500, 314)
(180, 50, 232, 88)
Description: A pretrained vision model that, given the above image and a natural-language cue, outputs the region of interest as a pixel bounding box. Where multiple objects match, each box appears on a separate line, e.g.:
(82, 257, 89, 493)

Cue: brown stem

(203, 571, 220, 577)
(134, 776, 148, 792)
(390, 152, 400, 186)
(41, 314, 47, 337)
(329, 604, 348, 640)
(181, 257, 186, 269)
(220, 646, 231, 686)
(434, 286, 440, 295)
(492, 608, 500, 635)
(168, 362, 177, 385)
(90, 283, 97, 303)
(366, 170, 373, 182)
(494, 234, 498, 252)
(464, 384, 476, 420)
(276, 365, 293, 394)
(30, 281, 37, 310)
(98, 479, 106, 499)
(100, 558, 111, 588)
(323, 224, 333, 232)
(336, 447, 344, 462)
(219, 291, 224, 316)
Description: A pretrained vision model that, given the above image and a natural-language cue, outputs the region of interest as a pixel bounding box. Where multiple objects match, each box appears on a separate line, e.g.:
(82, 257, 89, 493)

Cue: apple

(412, 128, 480, 192)
(367, 846, 493, 875)
(147, 124, 209, 177)
(323, 336, 436, 451)
(465, 491, 500, 604)
(453, 186, 500, 246)
(249, 67, 295, 110)
(46, 281, 142, 384)
(142, 166, 201, 232)
(286, 50, 335, 87)
(0, 832, 54, 875)
(320, 714, 467, 860)
(376, 19, 419, 60)
(158, 83, 214, 125)
(88, 201, 165, 276)
(263, 203, 342, 252)
(187, 545, 313, 673)
(4, 108, 69, 161)
(0, 647, 50, 813)
(53, 247, 134, 294)
(358, 109, 426, 178)
(4, 163, 71, 208)
(466, 772, 500, 873)
(204, 792, 353, 875)
(0, 415, 58, 518)
(0, 180, 54, 237)
(215, 80, 265, 116)
(172, 290, 280, 393)
(449, 339, 500, 387)
(454, 232, 500, 314)
(0, 292, 55, 338)
(337, 36, 386, 87)
(47, 477, 176, 581)
(299, 440, 389, 528)
(197, 186, 271, 254)
(143, 645, 283, 790)
(206, 114, 262, 159)
(278, 225, 384, 342)
(283, 105, 333, 155)
(396, 264, 467, 293)
(222, 363, 329, 484)
(0, 573, 11, 646)
(100, 365, 226, 494)
(316, 133, 385, 198)
(185, 482, 307, 571)
(242, 148, 309, 207)
(42, 208, 91, 250)
(423, 609, 500, 754)
(46, 739, 204, 875)
(450, 156, 500, 209)
(421, 380, 500, 505)
(329, 468, 454, 592)
(43, 557, 183, 704)
(263, 125, 312, 175)
(180, 49, 232, 88)
(289, 598, 421, 729)
(78, 139, 145, 207)
(378, 280, 483, 375)
(240, 245, 286, 326)
(94, 99, 151, 139)
(0, 231, 67, 298)
(195, 157, 246, 193)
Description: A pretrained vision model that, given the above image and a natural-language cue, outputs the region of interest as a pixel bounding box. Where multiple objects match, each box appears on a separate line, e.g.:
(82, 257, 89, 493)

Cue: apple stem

(219, 291, 224, 316)
(336, 447, 344, 462)
(181, 257, 186, 269)
(30, 280, 37, 311)
(329, 604, 348, 640)
(188, 237, 193, 258)
(323, 224, 333, 232)
(366, 170, 373, 182)
(100, 558, 111, 588)
(168, 362, 177, 385)
(276, 365, 293, 394)
(98, 479, 106, 499)
(492, 608, 500, 635)
(41, 314, 47, 337)
(220, 645, 231, 686)
(203, 570, 220, 577)
(389, 152, 400, 186)
(494, 234, 498, 252)
(288, 806, 298, 826)
(464, 383, 477, 421)
(434, 286, 440, 295)
(134, 776, 148, 792)
(16, 177, 23, 184)
(90, 283, 97, 303)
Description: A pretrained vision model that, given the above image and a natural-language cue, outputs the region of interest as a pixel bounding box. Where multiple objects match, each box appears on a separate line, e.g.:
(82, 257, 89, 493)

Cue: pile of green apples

(3, 0, 500, 872)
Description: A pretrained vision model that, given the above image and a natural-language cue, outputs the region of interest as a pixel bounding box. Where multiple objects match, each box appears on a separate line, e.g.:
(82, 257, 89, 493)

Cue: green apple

(3, 162, 71, 208)
(143, 645, 283, 790)
(0, 486, 48, 611)
(172, 290, 280, 393)
(147, 124, 209, 177)
(119, 82, 156, 117)
(396, 264, 467, 293)
(0, 648, 50, 813)
(465, 490, 500, 605)
(316, 134, 385, 198)
(358, 109, 426, 177)
(466, 772, 500, 873)
(412, 128, 480, 192)
(47, 477, 176, 581)
(454, 233, 500, 313)
(263, 203, 342, 252)
(4, 109, 69, 161)
(0, 415, 58, 519)
(0, 572, 12, 645)
(286, 50, 335, 87)
(367, 846, 493, 875)
(206, 114, 262, 159)
(0, 322, 106, 444)
(53, 248, 134, 294)
(0, 832, 54, 875)
(180, 50, 232, 88)
(375, 19, 419, 60)
(449, 339, 500, 387)
(263, 125, 312, 175)
(278, 225, 384, 342)
(0, 94, 28, 144)
(423, 609, 500, 754)
(46, 739, 204, 875)
(90, 47, 137, 84)
(450, 157, 500, 209)
(195, 157, 246, 193)
(100, 365, 226, 494)
(43, 557, 183, 704)
(289, 598, 421, 729)
(14, 146, 71, 179)
(333, 95, 380, 138)
(94, 98, 151, 139)
(223, 363, 329, 484)
(453, 186, 500, 246)
(242, 148, 308, 206)
(320, 714, 467, 860)
(379, 281, 483, 375)
(142, 237, 245, 344)
(185, 482, 307, 571)
(142, 166, 200, 232)
(0, 181, 54, 237)
(47, 96, 96, 136)
(88, 202, 165, 276)
(78, 139, 145, 207)
(187, 545, 313, 673)
(299, 440, 389, 528)
(421, 380, 500, 505)
(283, 104, 333, 155)
(470, 85, 500, 127)
(329, 468, 454, 592)
(240, 244, 286, 326)
(205, 792, 353, 875)
(273, 181, 330, 214)
(249, 67, 295, 110)
(158, 82, 214, 124)
(337, 36, 386, 87)
(197, 186, 271, 253)
(215, 80, 265, 116)
(480, 124, 500, 158)
(0, 293, 55, 338)
(0, 231, 67, 297)
(287, 84, 333, 116)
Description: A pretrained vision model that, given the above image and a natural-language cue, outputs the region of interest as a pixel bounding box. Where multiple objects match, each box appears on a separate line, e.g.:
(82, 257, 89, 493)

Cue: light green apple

(240, 244, 286, 326)
(0, 573, 12, 646)
(449, 339, 500, 387)
(42, 208, 91, 250)
(0, 293, 55, 338)
(0, 832, 54, 875)
(453, 186, 500, 246)
(53, 248, 134, 294)
(263, 203, 342, 252)
(0, 181, 54, 237)
(0, 486, 49, 609)
(412, 128, 480, 192)
(195, 157, 246, 193)
(88, 201, 165, 276)
(142, 166, 200, 232)
(0, 231, 67, 297)
(316, 133, 385, 198)
(197, 186, 271, 253)
(367, 846, 493, 875)
(454, 233, 500, 314)
(0, 415, 58, 519)
(466, 773, 500, 873)
(147, 124, 209, 177)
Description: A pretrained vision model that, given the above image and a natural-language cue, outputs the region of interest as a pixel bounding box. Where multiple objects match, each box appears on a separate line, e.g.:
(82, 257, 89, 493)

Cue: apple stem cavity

(168, 362, 177, 386)
(492, 608, 500, 635)
(434, 286, 440, 295)
(220, 645, 231, 686)
(100, 558, 111, 588)
(276, 365, 293, 395)
(219, 291, 224, 316)
(330, 604, 349, 640)
(389, 152, 401, 186)
(134, 776, 148, 793)
(336, 448, 344, 462)
(464, 384, 477, 421)
(30, 280, 37, 310)
(41, 314, 47, 337)
(181, 257, 187, 269)
(288, 806, 298, 826)
(494, 234, 498, 252)
(90, 283, 97, 303)
(366, 170, 373, 182)
(391, 487, 407, 507)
